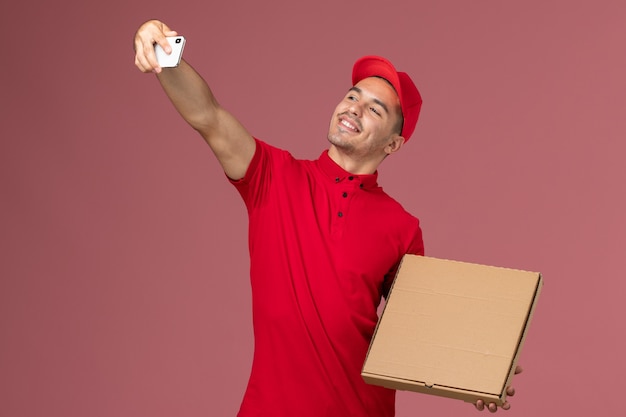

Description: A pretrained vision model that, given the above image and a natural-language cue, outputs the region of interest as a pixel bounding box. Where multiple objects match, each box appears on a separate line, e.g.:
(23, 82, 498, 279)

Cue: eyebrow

(349, 86, 390, 114)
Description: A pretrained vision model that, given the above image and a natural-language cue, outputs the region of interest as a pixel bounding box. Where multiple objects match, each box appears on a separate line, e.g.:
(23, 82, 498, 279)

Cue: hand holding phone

(154, 36, 186, 68)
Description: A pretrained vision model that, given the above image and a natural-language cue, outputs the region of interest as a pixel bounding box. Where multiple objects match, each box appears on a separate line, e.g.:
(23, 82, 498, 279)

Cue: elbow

(185, 105, 220, 135)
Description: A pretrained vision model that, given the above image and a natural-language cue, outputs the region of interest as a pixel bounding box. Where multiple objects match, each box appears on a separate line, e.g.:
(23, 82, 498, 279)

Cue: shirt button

(335, 177, 340, 182)
(359, 184, 364, 189)
(348, 176, 354, 181)
(338, 212, 343, 217)
(342, 192, 348, 198)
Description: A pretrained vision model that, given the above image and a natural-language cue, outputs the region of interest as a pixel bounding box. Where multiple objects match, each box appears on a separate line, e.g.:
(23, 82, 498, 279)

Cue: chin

(328, 136, 355, 153)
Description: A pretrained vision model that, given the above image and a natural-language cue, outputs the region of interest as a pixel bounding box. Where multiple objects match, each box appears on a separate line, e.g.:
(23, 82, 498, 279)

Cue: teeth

(341, 120, 357, 131)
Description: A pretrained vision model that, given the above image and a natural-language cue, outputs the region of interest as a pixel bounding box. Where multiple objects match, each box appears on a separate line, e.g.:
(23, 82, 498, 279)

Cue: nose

(348, 101, 362, 117)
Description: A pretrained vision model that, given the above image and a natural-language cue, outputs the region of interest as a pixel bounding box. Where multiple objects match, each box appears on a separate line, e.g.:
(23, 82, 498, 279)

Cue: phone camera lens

(176, 38, 181, 43)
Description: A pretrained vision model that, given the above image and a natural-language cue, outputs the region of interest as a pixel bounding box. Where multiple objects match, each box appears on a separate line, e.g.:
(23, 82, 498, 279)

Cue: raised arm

(133, 20, 255, 180)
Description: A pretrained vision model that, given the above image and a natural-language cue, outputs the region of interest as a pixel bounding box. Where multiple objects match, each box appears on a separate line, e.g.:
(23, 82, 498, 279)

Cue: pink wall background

(2, 1, 624, 416)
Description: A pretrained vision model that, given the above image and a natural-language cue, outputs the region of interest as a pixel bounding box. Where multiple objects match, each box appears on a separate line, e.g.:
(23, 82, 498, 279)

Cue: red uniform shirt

(231, 139, 424, 417)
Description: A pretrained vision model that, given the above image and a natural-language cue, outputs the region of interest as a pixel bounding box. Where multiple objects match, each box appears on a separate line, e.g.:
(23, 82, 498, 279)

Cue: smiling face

(327, 77, 405, 173)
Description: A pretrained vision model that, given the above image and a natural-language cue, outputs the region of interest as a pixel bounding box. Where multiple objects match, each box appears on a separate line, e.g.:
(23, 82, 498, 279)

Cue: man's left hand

(474, 365, 522, 412)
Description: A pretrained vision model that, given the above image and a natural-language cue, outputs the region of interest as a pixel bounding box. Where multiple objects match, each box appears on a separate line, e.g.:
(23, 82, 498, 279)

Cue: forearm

(156, 59, 219, 135)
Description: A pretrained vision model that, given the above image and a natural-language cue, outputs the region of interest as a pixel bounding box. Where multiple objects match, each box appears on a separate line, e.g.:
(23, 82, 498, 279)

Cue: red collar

(317, 150, 379, 190)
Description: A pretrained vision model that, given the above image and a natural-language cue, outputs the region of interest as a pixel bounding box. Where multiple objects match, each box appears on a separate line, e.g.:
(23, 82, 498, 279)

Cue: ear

(385, 135, 405, 155)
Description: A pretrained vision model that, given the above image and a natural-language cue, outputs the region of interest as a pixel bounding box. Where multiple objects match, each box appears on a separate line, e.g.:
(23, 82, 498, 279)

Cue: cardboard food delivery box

(362, 255, 542, 406)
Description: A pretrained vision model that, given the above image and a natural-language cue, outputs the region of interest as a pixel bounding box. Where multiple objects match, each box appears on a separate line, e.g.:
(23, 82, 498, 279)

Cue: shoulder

(372, 190, 424, 250)
(371, 188, 418, 218)
(234, 138, 312, 187)
(254, 138, 304, 166)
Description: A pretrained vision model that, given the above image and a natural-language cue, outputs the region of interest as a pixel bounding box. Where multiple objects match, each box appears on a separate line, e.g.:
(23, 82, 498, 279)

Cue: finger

(134, 40, 154, 72)
(145, 42, 163, 74)
(136, 42, 157, 73)
(134, 32, 160, 72)
(488, 402, 498, 413)
(152, 22, 177, 52)
(514, 365, 523, 374)
(158, 22, 176, 36)
(135, 21, 178, 73)
(501, 401, 511, 411)
(506, 386, 516, 396)
(475, 399, 485, 411)
(148, 33, 180, 72)
(152, 33, 173, 54)
(134, 55, 148, 73)
(140, 33, 166, 73)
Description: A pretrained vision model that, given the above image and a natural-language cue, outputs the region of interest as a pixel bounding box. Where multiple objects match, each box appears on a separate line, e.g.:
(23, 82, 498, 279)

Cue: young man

(134, 19, 517, 416)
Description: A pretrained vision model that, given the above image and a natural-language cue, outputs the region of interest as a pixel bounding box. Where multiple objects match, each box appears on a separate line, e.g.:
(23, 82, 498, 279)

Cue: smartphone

(154, 36, 186, 68)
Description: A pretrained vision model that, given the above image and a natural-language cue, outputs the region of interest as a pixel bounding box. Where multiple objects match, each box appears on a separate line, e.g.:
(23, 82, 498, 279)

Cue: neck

(327, 145, 383, 175)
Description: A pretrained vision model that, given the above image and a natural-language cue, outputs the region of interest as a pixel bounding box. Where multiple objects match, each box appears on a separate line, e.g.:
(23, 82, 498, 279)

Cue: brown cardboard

(362, 255, 542, 406)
